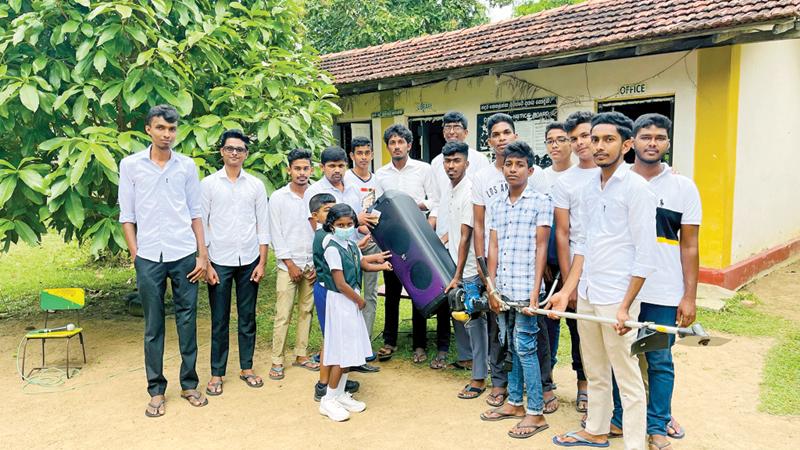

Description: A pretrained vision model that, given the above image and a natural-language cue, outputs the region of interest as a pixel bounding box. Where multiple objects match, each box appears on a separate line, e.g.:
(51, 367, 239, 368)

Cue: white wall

(732, 39, 800, 262)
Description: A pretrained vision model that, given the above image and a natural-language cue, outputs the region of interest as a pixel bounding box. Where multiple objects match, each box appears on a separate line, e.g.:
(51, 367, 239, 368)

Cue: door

(408, 116, 445, 163)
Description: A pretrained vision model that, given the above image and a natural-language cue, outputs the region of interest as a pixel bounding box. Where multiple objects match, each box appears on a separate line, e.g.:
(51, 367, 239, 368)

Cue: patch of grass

(696, 292, 790, 337)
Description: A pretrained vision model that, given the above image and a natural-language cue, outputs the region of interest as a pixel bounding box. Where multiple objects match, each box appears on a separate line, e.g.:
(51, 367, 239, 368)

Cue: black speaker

(371, 190, 455, 317)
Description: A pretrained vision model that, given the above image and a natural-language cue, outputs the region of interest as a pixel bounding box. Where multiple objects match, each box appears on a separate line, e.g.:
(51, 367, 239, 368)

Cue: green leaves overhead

(0, 1, 339, 255)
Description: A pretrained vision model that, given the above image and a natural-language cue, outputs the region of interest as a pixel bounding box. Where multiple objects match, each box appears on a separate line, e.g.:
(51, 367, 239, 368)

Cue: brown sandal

(206, 379, 223, 396)
(486, 389, 507, 407)
(145, 398, 165, 418)
(377, 345, 396, 362)
(180, 389, 208, 407)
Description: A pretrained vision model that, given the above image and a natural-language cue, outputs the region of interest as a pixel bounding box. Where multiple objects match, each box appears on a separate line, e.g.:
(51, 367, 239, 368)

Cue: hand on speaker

(358, 211, 380, 228)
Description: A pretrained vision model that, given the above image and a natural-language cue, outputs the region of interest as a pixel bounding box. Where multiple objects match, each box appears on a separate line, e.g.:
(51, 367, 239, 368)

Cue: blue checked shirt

(488, 186, 554, 302)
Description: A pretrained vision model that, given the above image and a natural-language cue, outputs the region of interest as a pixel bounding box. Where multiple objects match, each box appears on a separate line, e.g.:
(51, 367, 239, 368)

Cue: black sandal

(239, 373, 264, 388)
(206, 379, 223, 396)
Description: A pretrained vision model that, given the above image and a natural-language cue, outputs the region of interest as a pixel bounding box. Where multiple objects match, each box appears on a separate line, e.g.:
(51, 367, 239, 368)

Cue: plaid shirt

(488, 186, 553, 301)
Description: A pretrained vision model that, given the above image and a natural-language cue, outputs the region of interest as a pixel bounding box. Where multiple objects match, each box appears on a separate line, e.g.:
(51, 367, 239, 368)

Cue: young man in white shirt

(373, 124, 446, 366)
(610, 114, 701, 450)
(430, 111, 491, 371)
(201, 130, 270, 395)
(551, 111, 598, 414)
(344, 137, 382, 364)
(441, 141, 489, 399)
(118, 105, 209, 417)
(471, 113, 552, 409)
(550, 112, 657, 450)
(268, 148, 319, 380)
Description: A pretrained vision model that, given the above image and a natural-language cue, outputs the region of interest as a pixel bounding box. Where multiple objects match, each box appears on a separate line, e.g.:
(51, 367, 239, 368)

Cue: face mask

(334, 226, 354, 240)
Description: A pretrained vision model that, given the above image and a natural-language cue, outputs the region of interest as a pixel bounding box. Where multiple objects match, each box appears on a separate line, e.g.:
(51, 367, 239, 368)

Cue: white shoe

(337, 392, 366, 413)
(319, 396, 350, 422)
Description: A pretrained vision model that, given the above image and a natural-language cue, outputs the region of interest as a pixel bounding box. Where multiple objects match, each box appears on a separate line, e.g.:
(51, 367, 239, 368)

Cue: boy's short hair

(441, 141, 469, 158)
(321, 146, 347, 164)
(633, 113, 672, 136)
(503, 141, 534, 167)
(442, 111, 468, 129)
(383, 124, 413, 145)
(545, 122, 566, 136)
(146, 104, 179, 125)
(287, 148, 312, 166)
(591, 112, 635, 141)
(564, 111, 594, 133)
(323, 204, 359, 233)
(350, 136, 371, 150)
(219, 129, 250, 149)
(309, 193, 336, 214)
(486, 113, 514, 134)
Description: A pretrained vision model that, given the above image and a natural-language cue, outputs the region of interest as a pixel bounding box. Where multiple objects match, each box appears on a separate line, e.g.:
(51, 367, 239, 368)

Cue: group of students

(119, 103, 700, 450)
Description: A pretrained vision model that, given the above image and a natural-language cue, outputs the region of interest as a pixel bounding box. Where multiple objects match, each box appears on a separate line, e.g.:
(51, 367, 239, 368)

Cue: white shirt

(574, 163, 658, 305)
(552, 165, 600, 249)
(303, 175, 363, 219)
(201, 169, 270, 266)
(637, 164, 702, 307)
(344, 169, 379, 208)
(542, 165, 570, 196)
(445, 176, 477, 279)
(431, 148, 492, 237)
(470, 163, 547, 252)
(118, 148, 202, 263)
(375, 158, 440, 217)
(269, 184, 314, 271)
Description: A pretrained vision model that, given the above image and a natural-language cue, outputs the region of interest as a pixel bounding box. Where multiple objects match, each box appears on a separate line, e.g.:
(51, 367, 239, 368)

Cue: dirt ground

(1, 309, 798, 450)
(743, 259, 800, 323)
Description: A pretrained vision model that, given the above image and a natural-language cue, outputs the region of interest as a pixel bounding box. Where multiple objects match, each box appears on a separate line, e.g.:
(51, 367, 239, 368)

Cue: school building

(319, 0, 800, 290)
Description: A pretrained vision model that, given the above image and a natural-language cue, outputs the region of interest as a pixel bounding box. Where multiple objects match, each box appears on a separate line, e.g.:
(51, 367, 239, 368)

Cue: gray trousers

(361, 241, 380, 338)
(453, 319, 472, 361)
(465, 313, 489, 380)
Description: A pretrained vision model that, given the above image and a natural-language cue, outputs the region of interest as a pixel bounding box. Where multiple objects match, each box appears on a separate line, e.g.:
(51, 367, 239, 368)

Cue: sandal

(145, 397, 165, 418)
(508, 422, 550, 439)
(206, 379, 223, 396)
(239, 373, 264, 388)
(269, 365, 285, 380)
(576, 390, 588, 413)
(553, 431, 610, 448)
(292, 359, 321, 372)
(649, 438, 672, 450)
(429, 352, 447, 370)
(667, 416, 685, 439)
(486, 389, 507, 407)
(412, 348, 427, 364)
(457, 384, 486, 399)
(544, 395, 559, 414)
(180, 390, 208, 407)
(448, 361, 472, 370)
(480, 407, 524, 422)
(377, 345, 396, 362)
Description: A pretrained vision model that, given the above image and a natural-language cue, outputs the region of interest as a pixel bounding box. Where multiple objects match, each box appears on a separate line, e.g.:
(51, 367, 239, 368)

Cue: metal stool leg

(79, 332, 86, 363)
(21, 339, 29, 380)
(66, 338, 71, 379)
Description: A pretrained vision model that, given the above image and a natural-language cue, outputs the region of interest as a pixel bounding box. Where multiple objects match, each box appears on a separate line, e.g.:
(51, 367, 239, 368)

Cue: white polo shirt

(637, 164, 702, 307)
(552, 165, 600, 249)
(344, 169, 379, 209)
(431, 148, 491, 237)
(268, 184, 314, 271)
(375, 158, 440, 217)
(201, 169, 270, 266)
(445, 176, 478, 279)
(574, 163, 658, 305)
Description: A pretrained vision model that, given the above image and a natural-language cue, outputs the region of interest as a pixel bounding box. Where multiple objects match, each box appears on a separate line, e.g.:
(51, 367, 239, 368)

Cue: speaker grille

(409, 261, 433, 290)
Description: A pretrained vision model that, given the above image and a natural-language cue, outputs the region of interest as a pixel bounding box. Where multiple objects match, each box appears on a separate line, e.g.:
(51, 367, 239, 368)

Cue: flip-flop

(269, 365, 285, 380)
(649, 439, 673, 450)
(292, 359, 321, 372)
(544, 395, 559, 414)
(575, 390, 588, 413)
(377, 345, 396, 362)
(239, 373, 264, 388)
(486, 390, 507, 407)
(552, 431, 610, 448)
(447, 361, 471, 371)
(412, 349, 427, 364)
(429, 353, 447, 370)
(480, 408, 524, 422)
(145, 398, 165, 418)
(508, 423, 549, 439)
(667, 417, 685, 439)
(180, 390, 208, 407)
(458, 384, 486, 399)
(579, 416, 622, 438)
(206, 379, 223, 396)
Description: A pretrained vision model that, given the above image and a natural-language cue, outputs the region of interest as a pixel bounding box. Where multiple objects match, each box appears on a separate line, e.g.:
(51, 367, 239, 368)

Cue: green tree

(305, 0, 489, 54)
(0, 0, 340, 255)
(514, 0, 581, 16)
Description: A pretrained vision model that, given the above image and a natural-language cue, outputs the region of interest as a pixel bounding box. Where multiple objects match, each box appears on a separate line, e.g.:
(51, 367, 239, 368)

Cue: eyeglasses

(443, 124, 464, 132)
(222, 146, 248, 154)
(545, 137, 569, 146)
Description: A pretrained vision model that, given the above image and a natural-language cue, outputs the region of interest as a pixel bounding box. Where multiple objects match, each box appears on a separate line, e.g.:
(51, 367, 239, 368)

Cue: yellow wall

(693, 46, 740, 268)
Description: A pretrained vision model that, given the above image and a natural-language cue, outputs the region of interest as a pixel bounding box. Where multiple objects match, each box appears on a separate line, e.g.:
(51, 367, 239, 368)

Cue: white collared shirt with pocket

(268, 184, 314, 271)
(374, 158, 440, 217)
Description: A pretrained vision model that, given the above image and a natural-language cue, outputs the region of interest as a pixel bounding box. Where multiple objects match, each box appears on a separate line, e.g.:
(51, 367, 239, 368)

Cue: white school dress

(322, 234, 373, 367)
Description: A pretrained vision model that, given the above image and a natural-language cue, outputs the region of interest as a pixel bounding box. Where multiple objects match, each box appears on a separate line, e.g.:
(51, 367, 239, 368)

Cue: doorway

(334, 121, 373, 169)
(408, 116, 445, 163)
(597, 96, 675, 165)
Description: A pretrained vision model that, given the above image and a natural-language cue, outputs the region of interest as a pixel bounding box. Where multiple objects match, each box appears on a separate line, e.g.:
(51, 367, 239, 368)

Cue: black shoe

(314, 380, 360, 402)
(351, 363, 381, 373)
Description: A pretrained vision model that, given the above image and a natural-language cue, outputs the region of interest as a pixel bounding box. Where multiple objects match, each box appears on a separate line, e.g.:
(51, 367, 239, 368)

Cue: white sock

(324, 386, 337, 401)
(336, 374, 349, 395)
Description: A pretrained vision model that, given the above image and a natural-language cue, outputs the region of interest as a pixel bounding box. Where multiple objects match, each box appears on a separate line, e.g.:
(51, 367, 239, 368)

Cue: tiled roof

(320, 0, 800, 87)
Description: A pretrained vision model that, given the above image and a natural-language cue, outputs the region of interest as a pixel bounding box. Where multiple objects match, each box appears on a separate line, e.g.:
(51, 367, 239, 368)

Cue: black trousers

(536, 315, 555, 392)
(208, 258, 259, 376)
(542, 264, 586, 381)
(135, 254, 199, 396)
(488, 311, 508, 388)
(382, 270, 450, 352)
